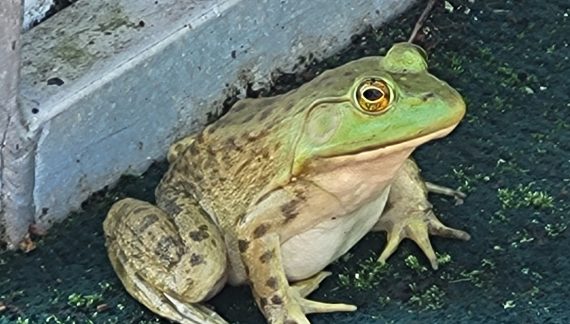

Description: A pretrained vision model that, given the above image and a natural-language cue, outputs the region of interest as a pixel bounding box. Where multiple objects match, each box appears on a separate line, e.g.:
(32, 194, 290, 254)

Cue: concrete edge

(2, 0, 416, 247)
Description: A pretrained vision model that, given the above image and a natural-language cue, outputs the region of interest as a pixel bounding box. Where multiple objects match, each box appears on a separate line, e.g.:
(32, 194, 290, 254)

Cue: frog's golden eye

(355, 79, 392, 114)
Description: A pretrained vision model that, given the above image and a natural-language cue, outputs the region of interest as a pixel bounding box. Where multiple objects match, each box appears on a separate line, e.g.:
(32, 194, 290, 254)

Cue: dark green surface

(2, 0, 569, 323)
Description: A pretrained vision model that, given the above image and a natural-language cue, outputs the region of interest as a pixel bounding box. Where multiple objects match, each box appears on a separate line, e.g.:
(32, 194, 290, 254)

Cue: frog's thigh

(104, 198, 228, 324)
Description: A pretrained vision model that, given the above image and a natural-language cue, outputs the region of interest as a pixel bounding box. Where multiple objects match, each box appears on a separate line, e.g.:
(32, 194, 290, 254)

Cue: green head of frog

(292, 42, 466, 172)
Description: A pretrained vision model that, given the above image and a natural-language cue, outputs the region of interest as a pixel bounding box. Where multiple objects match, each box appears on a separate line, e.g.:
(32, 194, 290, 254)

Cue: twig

(408, 0, 437, 43)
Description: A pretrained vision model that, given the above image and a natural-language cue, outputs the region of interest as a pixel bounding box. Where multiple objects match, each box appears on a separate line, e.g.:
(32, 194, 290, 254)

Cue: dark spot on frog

(281, 199, 300, 221)
(271, 295, 283, 305)
(253, 223, 270, 238)
(206, 124, 218, 135)
(206, 145, 217, 157)
(189, 227, 210, 241)
(224, 136, 238, 149)
(343, 70, 355, 77)
(171, 143, 184, 156)
(259, 250, 274, 263)
(189, 143, 200, 156)
(284, 101, 295, 111)
(31, 108, 39, 114)
(320, 78, 335, 88)
(136, 213, 159, 233)
(238, 239, 250, 252)
(244, 264, 250, 275)
(190, 253, 205, 266)
(161, 198, 183, 215)
(261, 149, 271, 159)
(233, 161, 248, 174)
(195, 133, 205, 144)
(266, 277, 278, 289)
(259, 297, 268, 308)
(181, 181, 198, 196)
(191, 167, 204, 182)
(294, 189, 307, 202)
(258, 108, 272, 121)
(154, 236, 182, 263)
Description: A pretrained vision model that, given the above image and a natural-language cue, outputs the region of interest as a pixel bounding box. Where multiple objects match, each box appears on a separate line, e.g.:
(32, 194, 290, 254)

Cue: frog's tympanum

(104, 42, 470, 324)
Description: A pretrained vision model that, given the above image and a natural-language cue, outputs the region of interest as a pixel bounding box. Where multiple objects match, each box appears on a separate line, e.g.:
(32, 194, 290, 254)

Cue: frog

(103, 42, 470, 324)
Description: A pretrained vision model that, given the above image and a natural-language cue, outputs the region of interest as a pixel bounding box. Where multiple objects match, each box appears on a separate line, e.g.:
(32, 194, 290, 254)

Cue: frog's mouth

(297, 124, 459, 178)
(326, 124, 459, 159)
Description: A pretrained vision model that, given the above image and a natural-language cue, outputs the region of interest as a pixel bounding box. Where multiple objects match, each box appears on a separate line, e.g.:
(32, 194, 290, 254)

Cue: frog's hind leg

(104, 198, 228, 324)
(372, 159, 470, 270)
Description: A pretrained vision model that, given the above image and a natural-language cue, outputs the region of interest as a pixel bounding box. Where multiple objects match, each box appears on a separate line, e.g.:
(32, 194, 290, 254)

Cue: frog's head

(292, 42, 465, 174)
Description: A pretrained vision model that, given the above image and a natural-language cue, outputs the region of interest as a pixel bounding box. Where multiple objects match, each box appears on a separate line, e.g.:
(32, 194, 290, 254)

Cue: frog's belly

(280, 188, 390, 281)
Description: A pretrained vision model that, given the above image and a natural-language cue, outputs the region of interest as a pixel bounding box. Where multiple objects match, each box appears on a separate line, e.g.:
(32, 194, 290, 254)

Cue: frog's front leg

(237, 188, 356, 324)
(104, 193, 228, 324)
(373, 159, 470, 269)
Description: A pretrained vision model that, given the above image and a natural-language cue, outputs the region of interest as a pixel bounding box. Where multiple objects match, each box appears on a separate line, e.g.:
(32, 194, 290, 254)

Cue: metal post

(0, 0, 36, 249)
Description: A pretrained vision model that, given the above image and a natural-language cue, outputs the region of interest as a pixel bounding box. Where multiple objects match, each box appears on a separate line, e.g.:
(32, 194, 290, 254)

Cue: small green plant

(544, 223, 568, 237)
(404, 255, 427, 273)
(408, 284, 446, 310)
(497, 183, 554, 209)
(67, 292, 103, 309)
(449, 269, 485, 288)
(449, 54, 465, 73)
(338, 257, 390, 290)
(452, 166, 488, 193)
(436, 252, 452, 266)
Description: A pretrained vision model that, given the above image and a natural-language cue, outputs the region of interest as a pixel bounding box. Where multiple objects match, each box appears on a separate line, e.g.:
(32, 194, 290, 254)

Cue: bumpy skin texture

(103, 43, 469, 324)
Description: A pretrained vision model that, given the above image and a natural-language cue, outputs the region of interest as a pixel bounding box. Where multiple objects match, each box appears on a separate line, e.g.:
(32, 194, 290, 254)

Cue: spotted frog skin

(103, 43, 470, 324)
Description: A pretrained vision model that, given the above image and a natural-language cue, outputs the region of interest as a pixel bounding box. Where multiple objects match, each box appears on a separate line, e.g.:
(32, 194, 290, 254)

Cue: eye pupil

(355, 79, 392, 114)
(363, 88, 383, 101)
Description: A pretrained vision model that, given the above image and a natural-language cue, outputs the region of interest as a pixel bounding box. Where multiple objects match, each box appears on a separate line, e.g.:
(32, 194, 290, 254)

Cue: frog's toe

(425, 181, 467, 204)
(377, 210, 470, 270)
(291, 271, 332, 297)
(291, 284, 356, 315)
(268, 285, 356, 323)
(297, 297, 357, 314)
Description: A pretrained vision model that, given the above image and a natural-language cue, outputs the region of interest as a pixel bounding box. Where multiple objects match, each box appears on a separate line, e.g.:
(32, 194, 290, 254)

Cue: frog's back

(159, 56, 387, 229)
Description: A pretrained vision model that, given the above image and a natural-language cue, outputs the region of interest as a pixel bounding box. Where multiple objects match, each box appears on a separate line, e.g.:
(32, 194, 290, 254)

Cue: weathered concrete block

(5, 0, 415, 246)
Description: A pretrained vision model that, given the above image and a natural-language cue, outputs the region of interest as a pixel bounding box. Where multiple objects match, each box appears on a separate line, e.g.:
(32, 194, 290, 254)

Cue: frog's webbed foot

(372, 159, 470, 269)
(268, 281, 356, 324)
(375, 208, 470, 269)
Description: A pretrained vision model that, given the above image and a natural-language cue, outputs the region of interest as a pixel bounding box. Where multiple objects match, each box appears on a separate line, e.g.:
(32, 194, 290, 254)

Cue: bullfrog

(103, 42, 470, 324)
